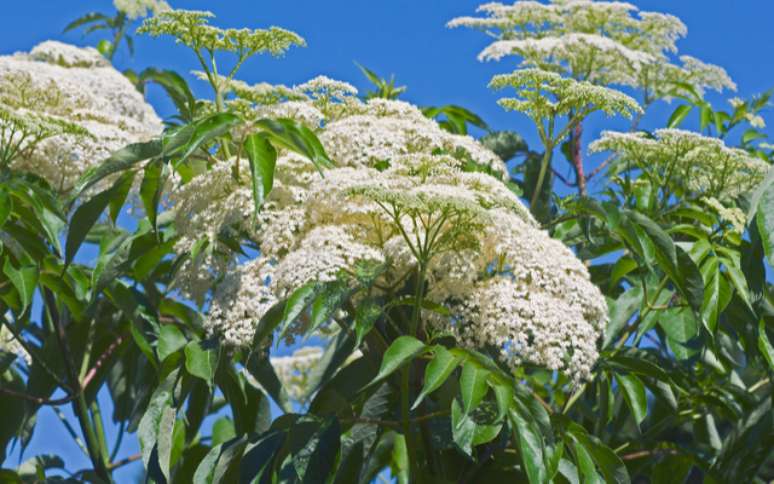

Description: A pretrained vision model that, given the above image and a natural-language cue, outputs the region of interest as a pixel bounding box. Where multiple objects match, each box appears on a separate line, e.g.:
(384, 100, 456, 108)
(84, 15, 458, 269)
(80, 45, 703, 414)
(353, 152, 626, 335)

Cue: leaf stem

(530, 143, 554, 210)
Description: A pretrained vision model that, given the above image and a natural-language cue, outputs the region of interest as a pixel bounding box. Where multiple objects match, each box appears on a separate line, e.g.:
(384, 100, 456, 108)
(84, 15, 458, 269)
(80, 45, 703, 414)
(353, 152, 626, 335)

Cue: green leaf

(72, 139, 162, 199)
(756, 181, 774, 266)
(245, 356, 293, 413)
(140, 68, 197, 121)
(62, 12, 109, 33)
(193, 443, 223, 484)
(2, 260, 38, 312)
(286, 416, 341, 484)
(140, 159, 167, 231)
(354, 300, 381, 348)
(0, 189, 11, 228)
(451, 399, 476, 456)
(758, 320, 774, 369)
(558, 458, 581, 484)
(700, 257, 731, 333)
(254, 118, 333, 170)
(616, 373, 648, 426)
(675, 246, 705, 311)
(65, 185, 115, 265)
(178, 112, 241, 163)
(333, 441, 364, 484)
(309, 281, 349, 334)
(239, 430, 285, 483)
(244, 133, 277, 215)
(667, 105, 692, 128)
(371, 336, 426, 385)
(627, 211, 703, 310)
(604, 285, 642, 348)
(185, 340, 219, 384)
(412, 346, 459, 410)
(276, 283, 322, 343)
(355, 62, 383, 87)
(650, 455, 693, 484)
(423, 104, 489, 135)
(157, 324, 187, 361)
(138, 369, 179, 482)
(472, 421, 502, 446)
(90, 231, 135, 298)
(567, 422, 629, 484)
(508, 406, 546, 484)
(490, 380, 514, 422)
(211, 417, 237, 446)
(742, 128, 766, 145)
(721, 256, 753, 309)
(460, 361, 489, 415)
(747, 166, 774, 220)
(658, 307, 699, 345)
(107, 171, 135, 223)
(573, 441, 604, 484)
(699, 105, 713, 131)
(194, 436, 247, 484)
(306, 330, 357, 396)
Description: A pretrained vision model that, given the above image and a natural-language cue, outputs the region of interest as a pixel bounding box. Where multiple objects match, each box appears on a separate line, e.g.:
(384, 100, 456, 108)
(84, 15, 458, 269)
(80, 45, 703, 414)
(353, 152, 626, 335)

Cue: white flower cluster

(702, 197, 747, 235)
(0, 41, 162, 190)
(450, 0, 734, 97)
(0, 324, 31, 366)
(114, 0, 170, 20)
(193, 73, 359, 128)
(138, 10, 305, 56)
(173, 82, 607, 381)
(270, 345, 363, 403)
(642, 55, 736, 102)
(489, 68, 642, 123)
(590, 129, 770, 200)
(478, 33, 654, 85)
(270, 346, 324, 403)
(207, 258, 278, 347)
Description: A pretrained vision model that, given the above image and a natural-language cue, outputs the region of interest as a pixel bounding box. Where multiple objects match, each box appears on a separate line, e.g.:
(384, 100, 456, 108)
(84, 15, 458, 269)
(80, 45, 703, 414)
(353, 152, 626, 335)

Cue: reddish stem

(572, 122, 587, 196)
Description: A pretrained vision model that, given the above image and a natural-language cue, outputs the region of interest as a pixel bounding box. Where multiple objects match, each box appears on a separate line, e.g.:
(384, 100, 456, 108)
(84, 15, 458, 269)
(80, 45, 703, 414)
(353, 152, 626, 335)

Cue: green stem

(108, 15, 127, 61)
(73, 394, 110, 480)
(44, 291, 111, 481)
(91, 401, 110, 467)
(530, 144, 554, 210)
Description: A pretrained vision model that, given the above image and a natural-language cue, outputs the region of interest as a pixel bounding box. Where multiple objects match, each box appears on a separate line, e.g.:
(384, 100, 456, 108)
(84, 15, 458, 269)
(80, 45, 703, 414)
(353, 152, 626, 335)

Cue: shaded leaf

(244, 133, 277, 215)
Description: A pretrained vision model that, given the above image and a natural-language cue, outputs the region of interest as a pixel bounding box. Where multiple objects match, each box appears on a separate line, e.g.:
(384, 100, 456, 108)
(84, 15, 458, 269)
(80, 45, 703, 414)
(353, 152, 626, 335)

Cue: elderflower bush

(449, 0, 735, 104)
(170, 80, 607, 381)
(0, 41, 162, 190)
(589, 128, 769, 200)
(4, 3, 774, 482)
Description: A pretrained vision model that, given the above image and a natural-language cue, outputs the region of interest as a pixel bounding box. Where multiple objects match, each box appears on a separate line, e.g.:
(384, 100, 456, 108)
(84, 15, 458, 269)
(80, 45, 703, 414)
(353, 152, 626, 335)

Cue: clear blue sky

(2, 1, 773, 481)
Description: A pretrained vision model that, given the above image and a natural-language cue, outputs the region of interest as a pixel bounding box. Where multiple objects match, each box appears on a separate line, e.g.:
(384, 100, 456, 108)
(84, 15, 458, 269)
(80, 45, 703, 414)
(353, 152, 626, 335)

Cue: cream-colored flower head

(137, 9, 305, 55)
(0, 41, 163, 191)
(590, 129, 769, 200)
(450, 0, 735, 98)
(114, 0, 170, 20)
(1, 323, 31, 365)
(171, 81, 607, 382)
(489, 68, 642, 122)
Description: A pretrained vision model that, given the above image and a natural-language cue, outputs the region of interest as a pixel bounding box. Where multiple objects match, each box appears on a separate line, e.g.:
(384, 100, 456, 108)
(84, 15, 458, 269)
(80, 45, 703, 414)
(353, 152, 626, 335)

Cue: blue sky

(2, 0, 773, 481)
